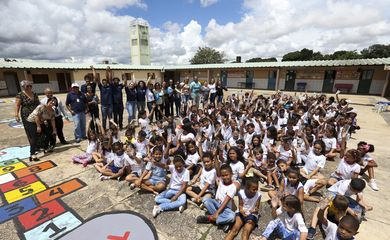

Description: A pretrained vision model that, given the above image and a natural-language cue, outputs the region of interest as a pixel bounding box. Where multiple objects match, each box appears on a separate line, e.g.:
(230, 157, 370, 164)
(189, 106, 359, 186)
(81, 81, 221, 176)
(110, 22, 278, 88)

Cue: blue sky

(116, 0, 243, 32)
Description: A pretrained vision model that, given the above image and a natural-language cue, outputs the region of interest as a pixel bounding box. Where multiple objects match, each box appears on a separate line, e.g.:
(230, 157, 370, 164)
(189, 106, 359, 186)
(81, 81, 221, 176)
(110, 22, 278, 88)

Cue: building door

(245, 70, 254, 88)
(221, 70, 228, 87)
(322, 70, 336, 93)
(164, 71, 175, 82)
(268, 70, 277, 90)
(57, 73, 67, 92)
(284, 70, 296, 90)
(357, 69, 374, 94)
(4, 72, 20, 96)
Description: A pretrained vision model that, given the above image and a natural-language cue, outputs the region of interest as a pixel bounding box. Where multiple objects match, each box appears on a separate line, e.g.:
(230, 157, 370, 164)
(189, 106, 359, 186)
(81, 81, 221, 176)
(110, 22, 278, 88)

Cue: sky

(0, 0, 389, 65)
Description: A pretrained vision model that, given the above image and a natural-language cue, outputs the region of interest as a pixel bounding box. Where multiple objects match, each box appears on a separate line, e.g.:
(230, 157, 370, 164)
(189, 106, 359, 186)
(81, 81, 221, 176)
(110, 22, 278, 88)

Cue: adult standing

(15, 80, 41, 149)
(173, 82, 181, 117)
(66, 83, 88, 143)
(154, 82, 164, 121)
(136, 80, 147, 112)
(40, 88, 69, 145)
(216, 80, 228, 104)
(166, 80, 175, 117)
(181, 77, 191, 113)
(146, 80, 155, 121)
(189, 76, 202, 107)
(95, 66, 113, 130)
(25, 98, 57, 161)
(81, 74, 97, 94)
(200, 81, 210, 108)
(124, 80, 138, 125)
(112, 76, 125, 129)
(209, 78, 217, 105)
(85, 85, 100, 120)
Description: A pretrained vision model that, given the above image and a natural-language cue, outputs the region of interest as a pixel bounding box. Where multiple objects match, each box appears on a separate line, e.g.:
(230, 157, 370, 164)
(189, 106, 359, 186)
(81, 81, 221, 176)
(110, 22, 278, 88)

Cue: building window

(32, 74, 49, 84)
(131, 39, 138, 46)
(147, 73, 156, 79)
(140, 39, 148, 46)
(123, 73, 132, 80)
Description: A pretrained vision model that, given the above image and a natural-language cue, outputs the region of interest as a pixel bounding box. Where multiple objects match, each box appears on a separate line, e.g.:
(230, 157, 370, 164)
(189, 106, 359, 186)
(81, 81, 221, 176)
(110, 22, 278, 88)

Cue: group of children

(71, 89, 378, 240)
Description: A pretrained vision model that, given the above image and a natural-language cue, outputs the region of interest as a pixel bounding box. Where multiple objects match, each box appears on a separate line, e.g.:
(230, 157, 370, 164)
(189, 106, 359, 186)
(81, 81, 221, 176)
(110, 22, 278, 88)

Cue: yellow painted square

(0, 162, 27, 175)
(4, 181, 47, 203)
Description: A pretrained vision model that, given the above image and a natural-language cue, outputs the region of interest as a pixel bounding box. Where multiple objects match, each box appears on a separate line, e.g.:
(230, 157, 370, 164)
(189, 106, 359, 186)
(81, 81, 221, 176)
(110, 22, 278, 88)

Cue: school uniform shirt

(203, 124, 214, 140)
(230, 161, 245, 181)
(322, 220, 354, 240)
(209, 83, 216, 94)
(328, 179, 362, 198)
(185, 152, 200, 166)
(334, 158, 360, 180)
(228, 136, 239, 147)
(125, 154, 144, 175)
(215, 181, 237, 209)
(276, 207, 308, 233)
(108, 152, 130, 168)
(304, 149, 326, 173)
(168, 165, 190, 191)
(282, 178, 304, 196)
(134, 139, 148, 156)
(86, 141, 98, 154)
(138, 118, 150, 133)
(199, 165, 217, 191)
(276, 145, 293, 162)
(180, 133, 195, 142)
(276, 116, 288, 130)
(244, 131, 255, 149)
(322, 136, 337, 151)
(238, 189, 261, 215)
(146, 89, 155, 102)
(361, 153, 373, 168)
(262, 135, 275, 151)
(145, 158, 167, 180)
(221, 124, 232, 141)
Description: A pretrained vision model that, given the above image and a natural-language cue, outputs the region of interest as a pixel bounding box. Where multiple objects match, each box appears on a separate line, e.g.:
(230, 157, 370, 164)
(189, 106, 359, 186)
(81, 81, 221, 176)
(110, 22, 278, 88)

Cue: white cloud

(0, 0, 389, 65)
(200, 0, 219, 7)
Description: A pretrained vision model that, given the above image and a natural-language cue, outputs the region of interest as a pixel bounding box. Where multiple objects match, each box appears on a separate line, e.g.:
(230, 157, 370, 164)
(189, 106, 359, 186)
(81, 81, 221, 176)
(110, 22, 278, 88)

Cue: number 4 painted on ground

(107, 231, 130, 240)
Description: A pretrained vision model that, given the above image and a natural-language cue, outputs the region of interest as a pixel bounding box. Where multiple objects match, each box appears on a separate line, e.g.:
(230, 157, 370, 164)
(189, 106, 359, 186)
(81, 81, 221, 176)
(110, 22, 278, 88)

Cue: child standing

(152, 154, 190, 217)
(225, 177, 261, 240)
(196, 164, 237, 233)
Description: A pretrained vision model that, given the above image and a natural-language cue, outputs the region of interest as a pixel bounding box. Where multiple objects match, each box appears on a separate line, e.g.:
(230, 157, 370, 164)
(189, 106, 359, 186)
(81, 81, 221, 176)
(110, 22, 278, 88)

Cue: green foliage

(246, 57, 277, 62)
(282, 48, 323, 61)
(323, 50, 362, 60)
(361, 44, 390, 58)
(190, 47, 226, 64)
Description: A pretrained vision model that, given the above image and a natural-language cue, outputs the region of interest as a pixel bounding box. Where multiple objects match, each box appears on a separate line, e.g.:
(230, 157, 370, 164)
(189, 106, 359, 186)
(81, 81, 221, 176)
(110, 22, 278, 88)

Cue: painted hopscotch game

(0, 146, 158, 240)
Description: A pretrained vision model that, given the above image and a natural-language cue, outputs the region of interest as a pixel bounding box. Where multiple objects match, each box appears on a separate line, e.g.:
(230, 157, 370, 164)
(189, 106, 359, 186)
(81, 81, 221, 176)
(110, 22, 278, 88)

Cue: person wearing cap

(66, 83, 88, 143)
(40, 88, 69, 145)
(15, 80, 41, 153)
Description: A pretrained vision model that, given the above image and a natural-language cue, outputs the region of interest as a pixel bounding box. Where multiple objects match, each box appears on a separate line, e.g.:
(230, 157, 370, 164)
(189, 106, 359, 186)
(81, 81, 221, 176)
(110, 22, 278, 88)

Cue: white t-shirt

(276, 116, 288, 130)
(238, 189, 261, 215)
(134, 139, 148, 156)
(180, 133, 195, 142)
(230, 161, 245, 181)
(138, 118, 150, 132)
(146, 89, 155, 102)
(108, 152, 130, 168)
(168, 165, 190, 190)
(185, 152, 200, 166)
(244, 132, 255, 149)
(86, 141, 97, 154)
(328, 179, 362, 198)
(334, 158, 360, 180)
(277, 145, 293, 162)
(322, 137, 337, 151)
(276, 207, 308, 233)
(199, 166, 217, 190)
(209, 83, 216, 93)
(125, 154, 144, 175)
(322, 220, 354, 240)
(215, 181, 237, 209)
(304, 149, 326, 173)
(283, 178, 304, 196)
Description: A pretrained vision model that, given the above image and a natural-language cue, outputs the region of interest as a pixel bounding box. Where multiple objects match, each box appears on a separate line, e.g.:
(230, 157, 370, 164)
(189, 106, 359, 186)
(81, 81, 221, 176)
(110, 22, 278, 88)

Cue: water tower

(130, 19, 151, 65)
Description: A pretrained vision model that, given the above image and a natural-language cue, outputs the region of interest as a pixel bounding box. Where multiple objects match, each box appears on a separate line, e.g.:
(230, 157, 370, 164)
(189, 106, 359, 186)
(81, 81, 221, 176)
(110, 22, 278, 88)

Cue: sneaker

(307, 227, 316, 240)
(99, 176, 110, 181)
(259, 178, 265, 184)
(61, 140, 69, 145)
(222, 224, 232, 233)
(368, 179, 379, 191)
(129, 183, 136, 190)
(152, 205, 161, 218)
(191, 198, 196, 202)
(264, 185, 275, 190)
(75, 138, 81, 143)
(199, 203, 205, 210)
(296, 163, 305, 168)
(179, 205, 185, 213)
(82, 161, 89, 168)
(196, 215, 210, 224)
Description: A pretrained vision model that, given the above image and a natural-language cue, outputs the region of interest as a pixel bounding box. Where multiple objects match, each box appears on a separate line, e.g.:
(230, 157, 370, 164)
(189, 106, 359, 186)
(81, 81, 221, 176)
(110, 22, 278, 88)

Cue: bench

(374, 101, 390, 113)
(334, 83, 353, 93)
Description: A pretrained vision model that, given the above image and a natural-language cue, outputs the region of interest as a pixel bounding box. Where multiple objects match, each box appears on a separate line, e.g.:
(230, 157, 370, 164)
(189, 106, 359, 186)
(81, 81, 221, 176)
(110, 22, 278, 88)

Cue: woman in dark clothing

(136, 80, 147, 112)
(166, 80, 175, 117)
(216, 80, 228, 104)
(125, 81, 138, 124)
(85, 85, 100, 120)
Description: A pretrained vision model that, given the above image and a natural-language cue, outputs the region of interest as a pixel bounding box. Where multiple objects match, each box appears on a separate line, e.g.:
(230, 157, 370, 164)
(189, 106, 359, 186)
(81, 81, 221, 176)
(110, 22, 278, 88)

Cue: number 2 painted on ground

(32, 208, 54, 222)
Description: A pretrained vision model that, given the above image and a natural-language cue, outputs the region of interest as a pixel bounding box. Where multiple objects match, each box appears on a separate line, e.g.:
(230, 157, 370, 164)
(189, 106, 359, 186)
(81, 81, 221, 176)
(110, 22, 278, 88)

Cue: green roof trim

(1, 58, 390, 70)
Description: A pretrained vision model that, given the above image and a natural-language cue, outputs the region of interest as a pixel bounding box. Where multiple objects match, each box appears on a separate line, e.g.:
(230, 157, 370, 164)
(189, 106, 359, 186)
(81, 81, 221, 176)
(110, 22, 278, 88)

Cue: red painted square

(0, 175, 38, 193)
(17, 200, 65, 231)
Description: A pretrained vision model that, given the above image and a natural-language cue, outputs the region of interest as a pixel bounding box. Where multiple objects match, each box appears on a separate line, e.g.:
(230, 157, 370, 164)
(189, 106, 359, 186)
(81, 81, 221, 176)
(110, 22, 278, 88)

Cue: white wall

(253, 78, 268, 89)
(369, 80, 385, 95)
(294, 79, 323, 92)
(333, 79, 360, 93)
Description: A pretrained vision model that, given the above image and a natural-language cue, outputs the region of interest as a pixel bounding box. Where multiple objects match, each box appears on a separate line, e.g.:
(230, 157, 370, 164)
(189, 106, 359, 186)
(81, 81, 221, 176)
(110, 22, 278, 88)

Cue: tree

(246, 57, 277, 62)
(282, 48, 324, 61)
(190, 47, 226, 64)
(324, 50, 362, 60)
(361, 44, 390, 58)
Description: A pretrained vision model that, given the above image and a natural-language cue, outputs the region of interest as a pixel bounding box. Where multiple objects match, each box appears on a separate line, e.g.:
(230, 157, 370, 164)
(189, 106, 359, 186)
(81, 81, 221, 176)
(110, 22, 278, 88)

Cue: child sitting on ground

(357, 141, 379, 191)
(196, 164, 237, 233)
(328, 149, 361, 186)
(95, 142, 128, 181)
(72, 129, 99, 167)
(225, 177, 261, 240)
(152, 153, 189, 217)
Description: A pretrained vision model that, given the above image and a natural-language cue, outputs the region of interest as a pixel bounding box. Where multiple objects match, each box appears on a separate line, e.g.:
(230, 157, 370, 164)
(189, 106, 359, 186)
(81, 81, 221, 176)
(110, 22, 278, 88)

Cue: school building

(1, 58, 390, 97)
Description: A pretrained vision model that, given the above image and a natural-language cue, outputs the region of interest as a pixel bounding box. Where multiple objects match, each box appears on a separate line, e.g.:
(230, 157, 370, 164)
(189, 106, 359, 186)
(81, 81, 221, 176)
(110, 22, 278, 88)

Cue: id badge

(77, 98, 80, 102)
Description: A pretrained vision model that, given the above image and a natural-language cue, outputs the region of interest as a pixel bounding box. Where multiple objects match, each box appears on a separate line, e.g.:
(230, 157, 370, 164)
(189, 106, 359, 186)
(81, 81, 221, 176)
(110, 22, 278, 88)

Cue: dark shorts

(191, 186, 215, 197)
(108, 165, 121, 173)
(236, 212, 258, 227)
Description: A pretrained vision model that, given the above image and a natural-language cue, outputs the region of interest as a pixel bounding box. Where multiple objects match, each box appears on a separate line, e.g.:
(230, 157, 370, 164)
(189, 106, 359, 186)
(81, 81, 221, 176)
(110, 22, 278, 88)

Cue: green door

(245, 70, 254, 89)
(357, 70, 374, 94)
(322, 70, 336, 93)
(221, 70, 228, 87)
(284, 70, 296, 90)
(268, 70, 277, 90)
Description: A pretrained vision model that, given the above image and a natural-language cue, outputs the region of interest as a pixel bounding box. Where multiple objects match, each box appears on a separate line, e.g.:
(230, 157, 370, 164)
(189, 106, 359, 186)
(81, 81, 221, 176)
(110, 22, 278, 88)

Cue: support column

(275, 68, 280, 91)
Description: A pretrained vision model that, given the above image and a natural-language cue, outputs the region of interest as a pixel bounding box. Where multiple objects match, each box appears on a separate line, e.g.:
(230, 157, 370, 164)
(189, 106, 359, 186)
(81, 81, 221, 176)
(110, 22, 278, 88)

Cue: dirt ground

(0, 89, 389, 240)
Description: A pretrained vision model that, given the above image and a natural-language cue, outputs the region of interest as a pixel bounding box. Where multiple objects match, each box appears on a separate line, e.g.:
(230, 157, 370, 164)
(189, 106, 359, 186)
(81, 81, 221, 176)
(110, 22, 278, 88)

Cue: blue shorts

(108, 165, 121, 173)
(237, 212, 258, 227)
(149, 177, 165, 186)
